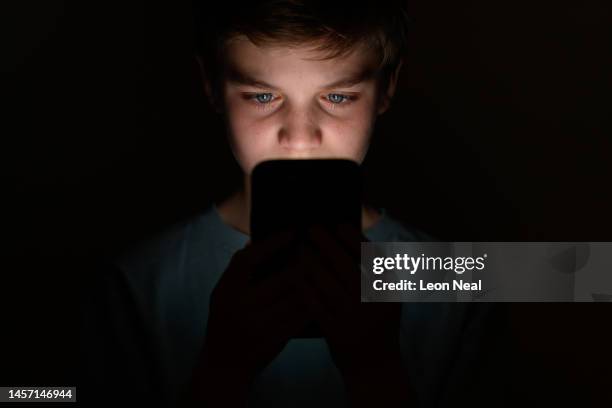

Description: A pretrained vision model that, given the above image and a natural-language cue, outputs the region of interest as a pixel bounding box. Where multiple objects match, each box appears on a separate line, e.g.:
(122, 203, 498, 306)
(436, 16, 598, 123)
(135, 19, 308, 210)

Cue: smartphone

(250, 159, 363, 338)
(250, 158, 362, 241)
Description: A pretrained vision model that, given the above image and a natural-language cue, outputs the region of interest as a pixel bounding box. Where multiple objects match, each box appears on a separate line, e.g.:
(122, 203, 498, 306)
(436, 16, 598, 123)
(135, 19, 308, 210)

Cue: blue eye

(254, 93, 274, 104)
(327, 93, 349, 104)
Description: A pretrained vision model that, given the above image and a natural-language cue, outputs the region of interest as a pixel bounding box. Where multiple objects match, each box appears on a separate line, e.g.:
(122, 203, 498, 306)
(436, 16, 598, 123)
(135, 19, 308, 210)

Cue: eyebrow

(226, 65, 377, 90)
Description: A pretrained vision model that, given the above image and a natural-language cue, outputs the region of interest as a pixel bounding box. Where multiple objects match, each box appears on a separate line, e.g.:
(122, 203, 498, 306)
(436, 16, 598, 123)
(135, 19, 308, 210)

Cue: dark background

(1, 0, 610, 405)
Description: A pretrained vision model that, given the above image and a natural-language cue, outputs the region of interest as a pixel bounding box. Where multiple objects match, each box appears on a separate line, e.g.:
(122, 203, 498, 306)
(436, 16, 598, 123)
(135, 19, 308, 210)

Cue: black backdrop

(2, 1, 610, 405)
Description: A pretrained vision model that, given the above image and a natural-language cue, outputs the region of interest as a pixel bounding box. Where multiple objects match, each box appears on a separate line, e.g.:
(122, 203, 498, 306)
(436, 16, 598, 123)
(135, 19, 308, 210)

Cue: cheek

(224, 104, 278, 173)
(325, 105, 376, 161)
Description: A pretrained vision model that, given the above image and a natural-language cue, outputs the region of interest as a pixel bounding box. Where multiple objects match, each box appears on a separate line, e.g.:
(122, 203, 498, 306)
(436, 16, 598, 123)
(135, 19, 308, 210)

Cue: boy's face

(207, 35, 400, 175)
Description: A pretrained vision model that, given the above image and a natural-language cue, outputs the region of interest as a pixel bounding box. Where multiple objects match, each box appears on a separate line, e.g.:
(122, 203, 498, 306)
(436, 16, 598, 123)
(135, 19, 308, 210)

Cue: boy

(81, 1, 508, 407)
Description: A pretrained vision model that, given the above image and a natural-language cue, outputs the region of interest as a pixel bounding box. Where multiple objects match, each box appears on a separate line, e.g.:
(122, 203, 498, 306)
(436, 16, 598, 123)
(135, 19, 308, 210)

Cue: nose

(277, 105, 322, 153)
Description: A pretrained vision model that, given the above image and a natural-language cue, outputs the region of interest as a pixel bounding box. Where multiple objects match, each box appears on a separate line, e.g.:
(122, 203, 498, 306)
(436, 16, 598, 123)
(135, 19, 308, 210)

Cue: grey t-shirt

(81, 204, 505, 407)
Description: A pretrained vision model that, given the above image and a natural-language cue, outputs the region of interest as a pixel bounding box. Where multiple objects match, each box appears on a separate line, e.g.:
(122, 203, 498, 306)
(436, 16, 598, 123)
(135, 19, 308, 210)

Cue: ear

(195, 56, 223, 114)
(377, 59, 403, 115)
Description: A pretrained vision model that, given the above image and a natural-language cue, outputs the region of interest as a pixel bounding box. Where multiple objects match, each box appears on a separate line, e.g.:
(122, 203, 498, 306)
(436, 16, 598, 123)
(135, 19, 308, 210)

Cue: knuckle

(229, 248, 248, 266)
(209, 287, 222, 305)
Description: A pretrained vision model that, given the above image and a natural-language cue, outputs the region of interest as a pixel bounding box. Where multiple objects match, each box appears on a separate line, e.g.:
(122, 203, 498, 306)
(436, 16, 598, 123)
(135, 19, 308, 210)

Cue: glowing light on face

(217, 36, 389, 174)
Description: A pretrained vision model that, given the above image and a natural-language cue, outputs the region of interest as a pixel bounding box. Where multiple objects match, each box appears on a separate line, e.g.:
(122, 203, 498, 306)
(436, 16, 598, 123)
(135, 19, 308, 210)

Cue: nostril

(278, 131, 322, 151)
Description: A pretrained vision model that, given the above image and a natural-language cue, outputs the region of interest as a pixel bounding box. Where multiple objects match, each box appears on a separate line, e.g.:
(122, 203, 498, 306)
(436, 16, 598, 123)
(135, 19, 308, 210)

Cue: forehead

(221, 35, 380, 86)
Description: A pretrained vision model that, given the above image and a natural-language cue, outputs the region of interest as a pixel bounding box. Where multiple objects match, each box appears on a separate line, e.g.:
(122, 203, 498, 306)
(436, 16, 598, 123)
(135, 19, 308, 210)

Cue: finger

(250, 293, 312, 340)
(243, 259, 306, 307)
(218, 228, 298, 289)
(299, 241, 352, 315)
(306, 224, 360, 290)
(294, 264, 335, 335)
(334, 222, 368, 261)
(333, 224, 371, 291)
(242, 228, 299, 267)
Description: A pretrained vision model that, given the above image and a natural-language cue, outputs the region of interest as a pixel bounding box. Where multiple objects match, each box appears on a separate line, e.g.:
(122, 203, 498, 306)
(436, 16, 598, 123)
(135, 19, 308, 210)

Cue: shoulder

(101, 205, 222, 287)
(367, 208, 438, 242)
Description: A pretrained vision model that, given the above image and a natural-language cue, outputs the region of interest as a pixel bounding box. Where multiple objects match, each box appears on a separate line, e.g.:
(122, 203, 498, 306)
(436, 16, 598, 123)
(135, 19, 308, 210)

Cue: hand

(296, 223, 414, 406)
(188, 229, 310, 407)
